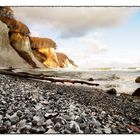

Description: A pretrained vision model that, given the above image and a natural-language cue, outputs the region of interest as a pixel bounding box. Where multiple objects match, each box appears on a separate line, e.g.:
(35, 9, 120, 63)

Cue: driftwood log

(0, 68, 99, 86)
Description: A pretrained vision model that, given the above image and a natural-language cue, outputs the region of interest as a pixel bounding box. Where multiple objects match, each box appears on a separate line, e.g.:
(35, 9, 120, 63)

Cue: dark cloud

(13, 7, 136, 38)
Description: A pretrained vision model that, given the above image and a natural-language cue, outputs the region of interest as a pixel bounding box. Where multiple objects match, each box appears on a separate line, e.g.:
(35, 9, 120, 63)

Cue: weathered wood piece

(0, 68, 99, 86)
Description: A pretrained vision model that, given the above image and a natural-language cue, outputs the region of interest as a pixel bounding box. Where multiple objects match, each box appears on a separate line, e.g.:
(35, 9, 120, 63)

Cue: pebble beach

(0, 74, 140, 134)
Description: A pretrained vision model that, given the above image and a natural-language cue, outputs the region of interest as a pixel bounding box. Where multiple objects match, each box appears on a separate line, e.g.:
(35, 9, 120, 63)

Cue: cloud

(72, 55, 140, 68)
(56, 35, 109, 68)
(80, 37, 108, 54)
(13, 7, 137, 38)
(93, 32, 103, 38)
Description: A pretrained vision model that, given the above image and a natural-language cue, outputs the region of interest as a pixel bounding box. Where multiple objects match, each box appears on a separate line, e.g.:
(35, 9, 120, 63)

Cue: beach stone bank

(0, 74, 140, 134)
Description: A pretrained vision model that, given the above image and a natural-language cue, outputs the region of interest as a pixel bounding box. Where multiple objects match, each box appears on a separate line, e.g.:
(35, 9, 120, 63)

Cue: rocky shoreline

(0, 74, 140, 134)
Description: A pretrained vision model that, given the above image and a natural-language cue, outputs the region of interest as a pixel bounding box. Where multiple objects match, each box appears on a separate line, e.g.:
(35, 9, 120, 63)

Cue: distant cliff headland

(0, 6, 77, 69)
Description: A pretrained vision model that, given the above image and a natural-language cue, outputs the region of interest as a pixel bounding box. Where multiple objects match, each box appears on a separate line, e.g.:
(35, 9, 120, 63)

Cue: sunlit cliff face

(56, 52, 78, 68)
(38, 48, 59, 68)
(30, 37, 59, 68)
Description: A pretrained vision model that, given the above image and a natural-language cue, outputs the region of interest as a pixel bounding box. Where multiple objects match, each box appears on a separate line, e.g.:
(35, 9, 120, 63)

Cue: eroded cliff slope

(0, 21, 31, 68)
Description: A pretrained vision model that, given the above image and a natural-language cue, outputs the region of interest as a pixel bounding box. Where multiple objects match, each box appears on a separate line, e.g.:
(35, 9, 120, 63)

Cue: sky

(13, 7, 140, 68)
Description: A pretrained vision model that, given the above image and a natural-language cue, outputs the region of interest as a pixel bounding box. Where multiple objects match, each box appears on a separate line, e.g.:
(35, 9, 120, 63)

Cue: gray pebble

(0, 126, 7, 134)
(35, 103, 43, 110)
(101, 111, 106, 117)
(18, 119, 26, 128)
(30, 126, 45, 134)
(75, 116, 83, 123)
(62, 115, 71, 121)
(40, 100, 48, 105)
(46, 119, 53, 126)
(22, 124, 31, 130)
(10, 125, 17, 131)
(1, 100, 6, 104)
(70, 121, 83, 133)
(111, 128, 120, 134)
(9, 113, 19, 125)
(92, 118, 101, 128)
(79, 123, 86, 130)
(85, 126, 90, 134)
(54, 117, 67, 125)
(10, 131, 16, 134)
(95, 128, 103, 134)
(33, 115, 40, 122)
(0, 120, 3, 126)
(45, 112, 58, 119)
(46, 128, 57, 134)
(30, 127, 38, 133)
(4, 120, 11, 126)
(64, 124, 71, 131)
(16, 110, 23, 117)
(54, 122, 61, 131)
(103, 127, 112, 134)
(38, 127, 46, 133)
(62, 129, 71, 134)
(0, 115, 2, 121)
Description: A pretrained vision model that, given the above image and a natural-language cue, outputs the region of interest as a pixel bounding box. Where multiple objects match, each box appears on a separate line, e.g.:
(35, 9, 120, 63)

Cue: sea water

(43, 69, 140, 95)
(14, 68, 140, 95)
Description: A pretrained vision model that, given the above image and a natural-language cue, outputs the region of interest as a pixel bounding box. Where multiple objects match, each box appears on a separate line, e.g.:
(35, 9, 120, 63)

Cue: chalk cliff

(56, 52, 77, 68)
(0, 21, 31, 68)
(0, 6, 77, 69)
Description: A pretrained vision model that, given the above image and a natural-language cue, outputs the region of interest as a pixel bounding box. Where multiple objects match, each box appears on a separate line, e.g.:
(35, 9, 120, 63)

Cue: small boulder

(132, 88, 140, 97)
(57, 90, 63, 95)
(4, 120, 11, 127)
(70, 121, 83, 133)
(29, 127, 38, 133)
(33, 115, 40, 122)
(0, 126, 7, 134)
(135, 76, 140, 83)
(0, 115, 2, 121)
(46, 119, 53, 126)
(46, 128, 57, 134)
(84, 126, 90, 134)
(8, 113, 20, 125)
(44, 112, 58, 119)
(106, 88, 117, 95)
(103, 127, 112, 134)
(88, 78, 94, 81)
(35, 103, 43, 110)
(16, 110, 23, 117)
(92, 118, 101, 128)
(18, 119, 26, 128)
(54, 122, 61, 131)
(62, 115, 71, 121)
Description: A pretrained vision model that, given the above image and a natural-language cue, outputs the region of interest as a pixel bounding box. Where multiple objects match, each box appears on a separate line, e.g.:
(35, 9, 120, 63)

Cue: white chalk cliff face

(56, 52, 77, 68)
(9, 33, 46, 68)
(0, 21, 31, 68)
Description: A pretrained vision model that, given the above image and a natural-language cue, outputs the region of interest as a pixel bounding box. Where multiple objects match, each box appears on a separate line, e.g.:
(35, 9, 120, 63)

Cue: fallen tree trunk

(0, 68, 99, 86)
